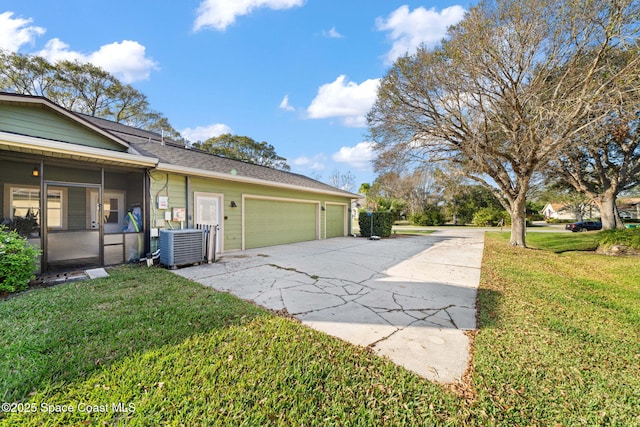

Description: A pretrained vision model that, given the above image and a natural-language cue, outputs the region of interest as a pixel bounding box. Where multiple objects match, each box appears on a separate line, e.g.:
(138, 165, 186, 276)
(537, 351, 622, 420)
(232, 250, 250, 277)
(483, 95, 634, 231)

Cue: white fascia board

(0, 131, 158, 167)
(156, 162, 358, 199)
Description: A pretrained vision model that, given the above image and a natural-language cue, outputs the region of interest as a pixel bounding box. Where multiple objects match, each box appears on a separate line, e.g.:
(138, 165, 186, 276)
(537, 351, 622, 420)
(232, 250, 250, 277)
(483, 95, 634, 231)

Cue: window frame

(4, 184, 68, 230)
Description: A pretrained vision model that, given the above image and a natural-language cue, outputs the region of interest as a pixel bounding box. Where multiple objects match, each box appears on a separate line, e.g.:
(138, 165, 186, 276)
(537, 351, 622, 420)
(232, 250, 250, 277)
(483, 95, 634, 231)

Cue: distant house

(617, 198, 640, 220)
(543, 198, 640, 221)
(542, 201, 600, 221)
(0, 92, 357, 274)
(542, 203, 570, 220)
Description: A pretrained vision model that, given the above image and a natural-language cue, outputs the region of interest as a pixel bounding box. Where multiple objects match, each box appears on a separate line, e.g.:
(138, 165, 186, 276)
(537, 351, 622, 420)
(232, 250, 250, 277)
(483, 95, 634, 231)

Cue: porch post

(143, 169, 151, 256)
(39, 160, 46, 272)
(99, 167, 104, 266)
(186, 176, 192, 228)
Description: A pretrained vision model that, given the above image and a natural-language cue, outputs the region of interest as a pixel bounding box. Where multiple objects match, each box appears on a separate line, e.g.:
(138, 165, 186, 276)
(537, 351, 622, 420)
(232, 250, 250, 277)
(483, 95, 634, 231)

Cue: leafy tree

(193, 134, 290, 171)
(410, 204, 446, 226)
(0, 50, 182, 139)
(0, 50, 57, 96)
(54, 60, 118, 116)
(358, 183, 371, 196)
(368, 0, 638, 246)
(446, 185, 503, 225)
(372, 197, 407, 221)
(472, 207, 509, 227)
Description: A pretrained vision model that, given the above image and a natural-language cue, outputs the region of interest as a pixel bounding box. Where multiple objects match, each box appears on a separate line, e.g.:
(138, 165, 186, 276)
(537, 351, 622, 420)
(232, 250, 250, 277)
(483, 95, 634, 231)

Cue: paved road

(174, 229, 485, 383)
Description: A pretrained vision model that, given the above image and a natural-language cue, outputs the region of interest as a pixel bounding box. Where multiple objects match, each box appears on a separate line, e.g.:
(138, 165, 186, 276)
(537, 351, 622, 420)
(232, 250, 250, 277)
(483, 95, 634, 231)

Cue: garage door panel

(245, 198, 317, 249)
(326, 204, 346, 238)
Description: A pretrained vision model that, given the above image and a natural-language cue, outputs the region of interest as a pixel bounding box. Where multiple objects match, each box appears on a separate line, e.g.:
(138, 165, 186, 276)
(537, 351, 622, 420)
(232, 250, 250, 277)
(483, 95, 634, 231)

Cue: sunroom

(0, 93, 156, 273)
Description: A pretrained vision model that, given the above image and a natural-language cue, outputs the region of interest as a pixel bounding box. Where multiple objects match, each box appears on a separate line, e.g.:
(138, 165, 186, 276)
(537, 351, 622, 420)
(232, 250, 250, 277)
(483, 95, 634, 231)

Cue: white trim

(241, 194, 321, 250)
(4, 183, 67, 230)
(194, 192, 225, 254)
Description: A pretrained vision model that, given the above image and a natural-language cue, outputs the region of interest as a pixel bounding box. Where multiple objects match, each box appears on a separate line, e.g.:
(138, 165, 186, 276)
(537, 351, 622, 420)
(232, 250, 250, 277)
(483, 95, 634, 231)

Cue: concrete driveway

(174, 229, 485, 383)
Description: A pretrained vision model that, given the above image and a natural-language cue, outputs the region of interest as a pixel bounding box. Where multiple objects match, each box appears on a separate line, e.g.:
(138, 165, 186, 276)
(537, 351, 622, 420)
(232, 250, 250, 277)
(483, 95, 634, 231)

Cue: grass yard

(1, 232, 639, 426)
(524, 230, 601, 252)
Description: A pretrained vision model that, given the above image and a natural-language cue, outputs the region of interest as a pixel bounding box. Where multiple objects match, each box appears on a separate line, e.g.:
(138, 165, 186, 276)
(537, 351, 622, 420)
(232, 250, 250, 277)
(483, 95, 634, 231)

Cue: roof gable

(0, 92, 131, 152)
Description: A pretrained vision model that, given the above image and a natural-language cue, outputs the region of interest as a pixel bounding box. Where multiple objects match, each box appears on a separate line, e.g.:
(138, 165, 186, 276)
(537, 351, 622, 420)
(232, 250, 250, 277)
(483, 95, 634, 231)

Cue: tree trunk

(452, 199, 458, 225)
(509, 196, 527, 247)
(597, 195, 625, 230)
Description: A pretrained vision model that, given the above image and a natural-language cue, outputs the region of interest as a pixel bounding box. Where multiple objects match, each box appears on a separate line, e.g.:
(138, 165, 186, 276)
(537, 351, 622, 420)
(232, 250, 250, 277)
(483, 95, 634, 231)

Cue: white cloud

(323, 27, 343, 38)
(279, 95, 295, 111)
(306, 75, 380, 128)
(0, 12, 157, 83)
(194, 0, 304, 31)
(89, 41, 158, 83)
(292, 153, 327, 171)
(376, 5, 466, 64)
(332, 141, 375, 171)
(181, 123, 233, 143)
(36, 38, 158, 83)
(35, 38, 81, 62)
(0, 11, 46, 52)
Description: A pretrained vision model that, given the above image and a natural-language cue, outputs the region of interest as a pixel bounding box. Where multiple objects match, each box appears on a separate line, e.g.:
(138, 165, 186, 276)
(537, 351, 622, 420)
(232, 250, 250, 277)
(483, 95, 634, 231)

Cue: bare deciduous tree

(369, 169, 436, 216)
(368, 0, 639, 246)
(549, 48, 640, 229)
(328, 170, 356, 192)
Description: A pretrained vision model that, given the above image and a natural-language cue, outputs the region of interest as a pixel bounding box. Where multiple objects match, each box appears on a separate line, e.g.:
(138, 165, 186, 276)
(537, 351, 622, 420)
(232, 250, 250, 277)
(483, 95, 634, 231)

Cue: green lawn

(1, 233, 639, 426)
(525, 230, 601, 252)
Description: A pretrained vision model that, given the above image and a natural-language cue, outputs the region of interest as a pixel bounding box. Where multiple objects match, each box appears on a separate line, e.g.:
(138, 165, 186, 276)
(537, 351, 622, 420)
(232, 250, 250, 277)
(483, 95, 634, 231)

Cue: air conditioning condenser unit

(159, 229, 205, 269)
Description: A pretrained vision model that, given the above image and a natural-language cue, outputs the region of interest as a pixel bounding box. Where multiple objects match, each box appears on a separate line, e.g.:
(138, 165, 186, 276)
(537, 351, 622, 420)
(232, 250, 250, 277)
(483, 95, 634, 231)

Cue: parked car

(619, 211, 633, 219)
(565, 221, 602, 232)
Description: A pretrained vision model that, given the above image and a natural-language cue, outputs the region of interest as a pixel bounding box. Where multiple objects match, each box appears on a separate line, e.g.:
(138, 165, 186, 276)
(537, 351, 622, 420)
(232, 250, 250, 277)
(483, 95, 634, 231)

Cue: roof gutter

(156, 162, 358, 199)
(0, 131, 158, 167)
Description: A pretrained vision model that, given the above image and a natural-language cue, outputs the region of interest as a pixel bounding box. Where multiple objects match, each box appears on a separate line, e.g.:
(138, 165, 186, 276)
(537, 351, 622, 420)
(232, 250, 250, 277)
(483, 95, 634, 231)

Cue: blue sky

(0, 0, 472, 189)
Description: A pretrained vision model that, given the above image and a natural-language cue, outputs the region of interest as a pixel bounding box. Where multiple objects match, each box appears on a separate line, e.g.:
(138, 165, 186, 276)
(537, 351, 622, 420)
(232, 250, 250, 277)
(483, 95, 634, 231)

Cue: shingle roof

(81, 114, 357, 198)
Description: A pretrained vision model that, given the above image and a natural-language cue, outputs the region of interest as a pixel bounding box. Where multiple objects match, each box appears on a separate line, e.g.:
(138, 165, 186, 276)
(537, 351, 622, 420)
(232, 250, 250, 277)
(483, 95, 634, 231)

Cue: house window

(11, 188, 40, 220)
(46, 190, 63, 228)
(104, 197, 119, 225)
(7, 186, 65, 230)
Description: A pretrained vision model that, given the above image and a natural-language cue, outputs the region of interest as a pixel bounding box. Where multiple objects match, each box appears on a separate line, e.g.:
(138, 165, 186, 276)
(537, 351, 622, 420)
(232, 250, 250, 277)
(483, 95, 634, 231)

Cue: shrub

(0, 227, 41, 293)
(358, 211, 394, 238)
(472, 207, 509, 227)
(598, 228, 640, 250)
(410, 205, 446, 226)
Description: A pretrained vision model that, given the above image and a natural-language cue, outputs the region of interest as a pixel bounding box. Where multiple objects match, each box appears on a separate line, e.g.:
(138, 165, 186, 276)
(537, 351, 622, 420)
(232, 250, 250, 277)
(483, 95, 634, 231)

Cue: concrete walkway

(174, 229, 485, 383)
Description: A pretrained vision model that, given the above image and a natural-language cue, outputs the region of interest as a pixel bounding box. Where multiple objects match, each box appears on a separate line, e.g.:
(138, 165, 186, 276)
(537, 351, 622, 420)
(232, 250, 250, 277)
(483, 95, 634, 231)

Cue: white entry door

(194, 192, 223, 253)
(89, 191, 125, 234)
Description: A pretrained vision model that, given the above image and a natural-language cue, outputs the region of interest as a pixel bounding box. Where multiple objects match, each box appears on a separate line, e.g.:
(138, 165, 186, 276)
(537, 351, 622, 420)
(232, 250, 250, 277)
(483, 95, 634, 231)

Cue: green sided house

(0, 92, 357, 274)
